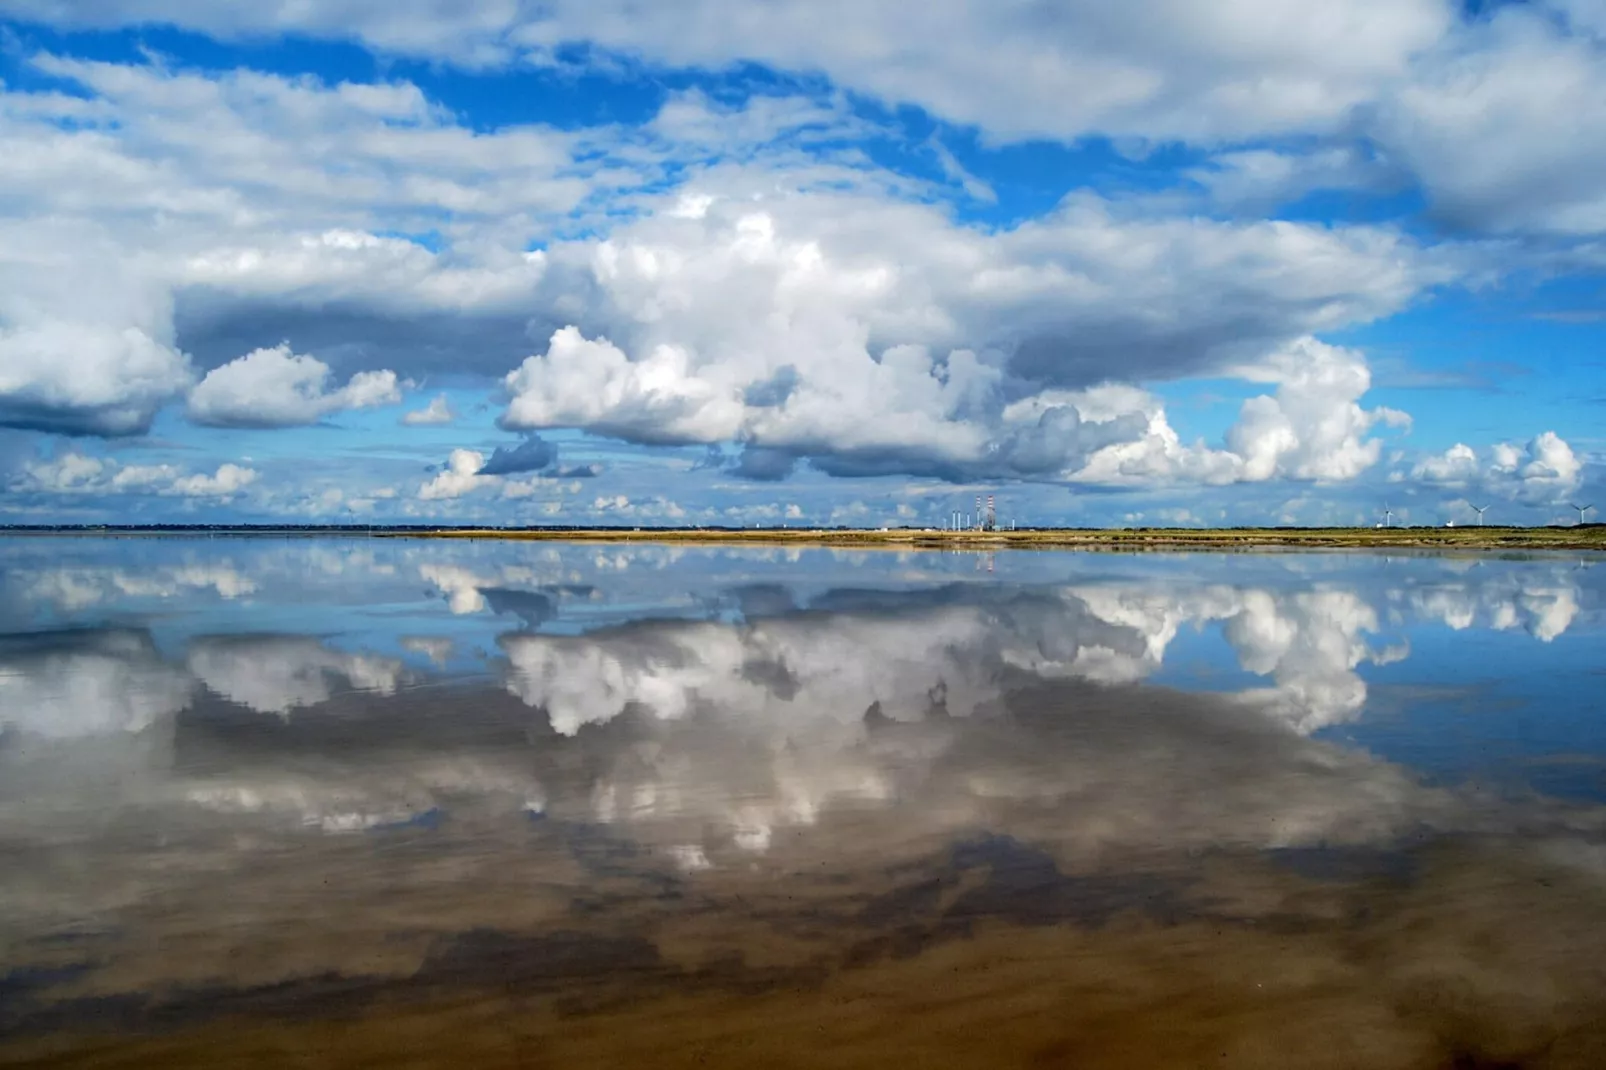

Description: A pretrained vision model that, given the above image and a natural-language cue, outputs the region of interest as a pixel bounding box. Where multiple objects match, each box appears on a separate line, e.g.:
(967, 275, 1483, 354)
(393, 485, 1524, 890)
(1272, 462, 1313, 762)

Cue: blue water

(2, 538, 1601, 796)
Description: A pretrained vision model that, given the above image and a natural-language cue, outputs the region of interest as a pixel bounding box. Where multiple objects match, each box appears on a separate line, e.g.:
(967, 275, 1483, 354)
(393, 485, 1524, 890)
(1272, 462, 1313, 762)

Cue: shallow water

(1, 538, 1604, 1068)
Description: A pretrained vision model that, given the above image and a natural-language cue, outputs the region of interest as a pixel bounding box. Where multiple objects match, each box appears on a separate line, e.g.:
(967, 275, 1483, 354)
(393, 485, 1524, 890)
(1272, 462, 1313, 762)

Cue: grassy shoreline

(5, 525, 1603, 551)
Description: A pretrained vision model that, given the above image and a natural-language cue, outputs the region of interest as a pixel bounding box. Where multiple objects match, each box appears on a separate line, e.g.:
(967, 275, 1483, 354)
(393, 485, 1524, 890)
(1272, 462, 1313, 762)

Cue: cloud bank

(0, 0, 1599, 519)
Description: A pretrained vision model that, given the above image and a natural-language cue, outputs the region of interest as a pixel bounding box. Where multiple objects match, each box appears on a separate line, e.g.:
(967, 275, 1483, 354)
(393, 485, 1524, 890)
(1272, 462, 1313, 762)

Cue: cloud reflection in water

(1, 539, 1604, 1063)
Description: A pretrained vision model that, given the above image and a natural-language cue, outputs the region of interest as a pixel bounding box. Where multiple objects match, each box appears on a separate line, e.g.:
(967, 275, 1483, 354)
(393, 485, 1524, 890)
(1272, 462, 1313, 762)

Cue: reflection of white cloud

(16, 570, 105, 612)
(180, 756, 545, 832)
(1, 549, 1592, 871)
(418, 562, 548, 614)
(183, 783, 423, 833)
(494, 587, 1432, 857)
(1411, 587, 1477, 631)
(301, 545, 395, 578)
(1224, 589, 1387, 733)
(502, 566, 1587, 748)
(503, 607, 1001, 737)
(1069, 573, 1581, 732)
(1036, 586, 1242, 683)
(0, 632, 193, 738)
(118, 564, 259, 599)
(1410, 576, 1580, 643)
(506, 651, 1453, 870)
(421, 564, 489, 614)
(1002, 584, 1396, 733)
(17, 563, 257, 610)
(666, 844, 712, 872)
(1519, 586, 1578, 643)
(187, 636, 407, 715)
(400, 636, 455, 666)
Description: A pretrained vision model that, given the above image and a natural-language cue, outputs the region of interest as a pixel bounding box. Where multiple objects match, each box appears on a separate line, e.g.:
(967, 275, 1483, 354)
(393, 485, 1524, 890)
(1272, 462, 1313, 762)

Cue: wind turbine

(1381, 504, 1395, 528)
(1471, 504, 1488, 527)
(1571, 503, 1595, 526)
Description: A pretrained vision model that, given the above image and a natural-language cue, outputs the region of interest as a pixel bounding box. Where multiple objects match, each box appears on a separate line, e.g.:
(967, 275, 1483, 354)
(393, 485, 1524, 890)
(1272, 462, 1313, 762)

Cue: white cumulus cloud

(1414, 431, 1583, 504)
(418, 448, 493, 501)
(1224, 338, 1411, 483)
(187, 344, 403, 428)
(12, 453, 259, 499)
(401, 394, 456, 426)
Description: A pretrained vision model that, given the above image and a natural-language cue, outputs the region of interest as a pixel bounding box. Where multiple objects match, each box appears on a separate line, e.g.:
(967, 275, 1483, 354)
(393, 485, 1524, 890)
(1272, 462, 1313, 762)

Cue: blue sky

(1, 0, 1603, 527)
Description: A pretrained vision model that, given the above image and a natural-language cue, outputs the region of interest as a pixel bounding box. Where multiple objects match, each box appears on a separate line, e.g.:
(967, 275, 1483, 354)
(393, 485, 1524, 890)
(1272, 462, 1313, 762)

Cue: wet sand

(5, 686, 1606, 1069)
(4, 835, 1605, 1069)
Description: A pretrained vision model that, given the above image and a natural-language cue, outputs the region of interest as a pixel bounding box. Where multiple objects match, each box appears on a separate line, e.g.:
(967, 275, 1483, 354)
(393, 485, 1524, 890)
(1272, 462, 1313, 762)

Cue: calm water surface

(1, 538, 1604, 1068)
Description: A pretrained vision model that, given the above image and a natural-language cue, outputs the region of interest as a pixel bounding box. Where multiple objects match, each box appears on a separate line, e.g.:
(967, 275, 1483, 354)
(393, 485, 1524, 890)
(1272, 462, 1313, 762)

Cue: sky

(0, 0, 1603, 528)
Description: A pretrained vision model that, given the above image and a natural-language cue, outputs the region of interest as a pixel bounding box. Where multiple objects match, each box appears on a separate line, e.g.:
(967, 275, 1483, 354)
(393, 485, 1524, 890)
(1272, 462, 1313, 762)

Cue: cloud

(476, 434, 558, 476)
(11, 48, 1448, 485)
(3, 0, 1451, 144)
(11, 3, 1586, 249)
(492, 332, 1415, 491)
(1003, 387, 1233, 487)
(0, 35, 1499, 501)
(0, 54, 584, 435)
(186, 344, 403, 428)
(730, 446, 798, 481)
(1189, 146, 1400, 213)
(1413, 441, 1481, 485)
(19, 0, 1598, 246)
(646, 87, 875, 152)
(1510, 431, 1585, 498)
(1413, 431, 1583, 503)
(417, 446, 573, 502)
(1223, 338, 1411, 482)
(419, 448, 494, 501)
(0, 219, 194, 436)
(0, 6, 1600, 520)
(1375, 5, 1606, 234)
(401, 394, 455, 426)
(13, 54, 588, 242)
(166, 463, 260, 497)
(503, 327, 744, 444)
(11, 453, 259, 499)
(497, 191, 1440, 484)
(0, 321, 195, 436)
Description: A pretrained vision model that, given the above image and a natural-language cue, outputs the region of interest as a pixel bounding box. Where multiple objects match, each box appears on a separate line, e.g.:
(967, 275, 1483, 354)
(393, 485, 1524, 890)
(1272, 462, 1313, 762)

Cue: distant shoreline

(3, 525, 1603, 551)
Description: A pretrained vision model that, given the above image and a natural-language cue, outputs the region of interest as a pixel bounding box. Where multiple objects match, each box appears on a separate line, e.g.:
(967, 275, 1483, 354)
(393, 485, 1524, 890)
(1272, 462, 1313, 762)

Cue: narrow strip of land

(390, 525, 1606, 551)
(4, 526, 1602, 551)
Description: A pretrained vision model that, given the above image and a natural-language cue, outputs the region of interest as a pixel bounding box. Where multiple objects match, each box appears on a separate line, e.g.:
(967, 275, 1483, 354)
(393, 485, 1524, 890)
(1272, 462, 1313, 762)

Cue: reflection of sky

(1324, 621, 1606, 801)
(1, 538, 1602, 794)
(6, 539, 1606, 1054)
